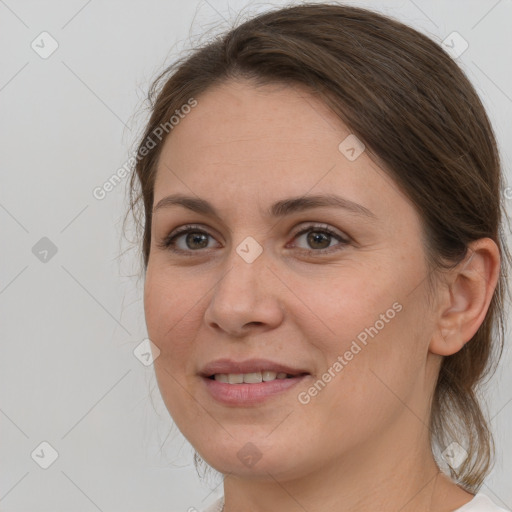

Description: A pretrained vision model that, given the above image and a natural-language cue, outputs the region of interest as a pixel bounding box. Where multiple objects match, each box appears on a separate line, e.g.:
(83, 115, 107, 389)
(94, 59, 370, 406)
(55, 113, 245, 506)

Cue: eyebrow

(153, 193, 376, 220)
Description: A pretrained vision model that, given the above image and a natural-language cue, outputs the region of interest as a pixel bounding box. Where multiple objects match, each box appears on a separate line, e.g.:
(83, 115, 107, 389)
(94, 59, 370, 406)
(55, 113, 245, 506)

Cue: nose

(203, 245, 285, 337)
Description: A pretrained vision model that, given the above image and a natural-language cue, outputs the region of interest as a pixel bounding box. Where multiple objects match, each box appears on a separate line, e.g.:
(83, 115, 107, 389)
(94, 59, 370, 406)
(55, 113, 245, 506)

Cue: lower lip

(202, 375, 309, 406)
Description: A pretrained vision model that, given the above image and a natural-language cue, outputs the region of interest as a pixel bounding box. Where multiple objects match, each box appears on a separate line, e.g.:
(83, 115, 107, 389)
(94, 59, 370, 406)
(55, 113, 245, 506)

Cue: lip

(199, 358, 311, 406)
(202, 374, 309, 406)
(199, 358, 310, 377)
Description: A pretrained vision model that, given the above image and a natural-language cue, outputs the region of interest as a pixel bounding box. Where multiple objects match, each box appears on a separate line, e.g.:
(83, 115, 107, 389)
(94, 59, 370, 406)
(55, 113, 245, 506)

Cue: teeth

(243, 372, 262, 383)
(213, 371, 292, 383)
(262, 371, 277, 381)
(228, 373, 244, 384)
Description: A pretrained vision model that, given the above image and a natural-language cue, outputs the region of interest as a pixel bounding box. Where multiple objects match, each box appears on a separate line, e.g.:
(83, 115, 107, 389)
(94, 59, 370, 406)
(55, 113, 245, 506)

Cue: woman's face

(144, 79, 441, 480)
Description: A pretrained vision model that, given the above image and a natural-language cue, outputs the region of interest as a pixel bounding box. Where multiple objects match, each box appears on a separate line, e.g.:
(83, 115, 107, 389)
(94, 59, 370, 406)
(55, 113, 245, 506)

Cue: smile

(202, 373, 309, 405)
(210, 371, 297, 383)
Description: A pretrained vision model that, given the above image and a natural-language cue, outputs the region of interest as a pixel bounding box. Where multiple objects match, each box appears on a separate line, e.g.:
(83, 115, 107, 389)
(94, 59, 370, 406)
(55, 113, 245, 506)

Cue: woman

(126, 3, 511, 511)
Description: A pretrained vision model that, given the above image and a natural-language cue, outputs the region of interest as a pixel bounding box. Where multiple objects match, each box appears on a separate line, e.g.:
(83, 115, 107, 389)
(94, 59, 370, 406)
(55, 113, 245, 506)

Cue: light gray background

(1, 1, 511, 511)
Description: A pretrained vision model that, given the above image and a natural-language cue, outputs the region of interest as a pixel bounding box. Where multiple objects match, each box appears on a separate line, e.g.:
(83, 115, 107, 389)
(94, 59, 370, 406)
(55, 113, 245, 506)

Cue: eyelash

(156, 223, 350, 256)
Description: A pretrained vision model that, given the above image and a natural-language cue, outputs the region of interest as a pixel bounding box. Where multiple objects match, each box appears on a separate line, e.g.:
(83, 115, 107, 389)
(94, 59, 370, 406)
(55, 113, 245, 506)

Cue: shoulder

(454, 492, 511, 512)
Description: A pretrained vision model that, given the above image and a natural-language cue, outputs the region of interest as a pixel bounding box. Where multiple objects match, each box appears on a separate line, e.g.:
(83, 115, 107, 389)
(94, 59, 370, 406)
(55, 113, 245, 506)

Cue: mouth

(199, 359, 311, 405)
(199, 358, 310, 379)
(207, 371, 308, 384)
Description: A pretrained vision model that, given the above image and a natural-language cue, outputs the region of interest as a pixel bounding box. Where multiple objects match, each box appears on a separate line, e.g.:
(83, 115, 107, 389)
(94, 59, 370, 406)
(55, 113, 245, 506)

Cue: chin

(194, 438, 314, 482)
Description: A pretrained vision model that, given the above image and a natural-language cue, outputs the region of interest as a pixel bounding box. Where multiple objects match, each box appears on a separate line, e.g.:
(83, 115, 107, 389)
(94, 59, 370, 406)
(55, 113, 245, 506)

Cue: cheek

(144, 274, 167, 345)
(144, 270, 201, 421)
(144, 268, 192, 361)
(300, 257, 428, 412)
(317, 295, 427, 426)
(302, 260, 401, 345)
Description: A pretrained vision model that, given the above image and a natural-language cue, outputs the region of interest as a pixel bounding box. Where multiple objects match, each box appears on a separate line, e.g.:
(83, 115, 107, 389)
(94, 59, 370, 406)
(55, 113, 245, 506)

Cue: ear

(429, 238, 501, 356)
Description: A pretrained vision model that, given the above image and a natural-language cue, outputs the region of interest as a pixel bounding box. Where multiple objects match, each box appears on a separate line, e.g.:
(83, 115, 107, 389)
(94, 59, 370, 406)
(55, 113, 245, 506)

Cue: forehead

(157, 80, 363, 185)
(153, 79, 414, 227)
(174, 82, 338, 146)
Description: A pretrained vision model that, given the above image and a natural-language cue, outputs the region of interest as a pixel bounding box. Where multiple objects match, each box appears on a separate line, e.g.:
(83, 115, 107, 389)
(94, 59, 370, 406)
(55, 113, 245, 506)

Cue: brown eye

(306, 231, 332, 249)
(291, 224, 349, 254)
(157, 225, 219, 254)
(182, 232, 210, 250)
(157, 223, 349, 257)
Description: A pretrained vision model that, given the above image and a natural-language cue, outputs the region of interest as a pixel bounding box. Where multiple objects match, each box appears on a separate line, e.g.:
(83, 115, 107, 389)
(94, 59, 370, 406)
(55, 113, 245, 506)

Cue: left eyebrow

(152, 193, 376, 220)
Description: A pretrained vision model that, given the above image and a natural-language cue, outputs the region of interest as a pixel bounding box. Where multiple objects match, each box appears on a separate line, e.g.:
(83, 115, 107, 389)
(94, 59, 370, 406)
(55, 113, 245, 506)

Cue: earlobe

(429, 238, 500, 357)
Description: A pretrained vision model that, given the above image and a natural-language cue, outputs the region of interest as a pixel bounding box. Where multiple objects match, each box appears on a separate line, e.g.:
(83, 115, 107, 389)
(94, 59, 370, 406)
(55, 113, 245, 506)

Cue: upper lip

(199, 358, 310, 377)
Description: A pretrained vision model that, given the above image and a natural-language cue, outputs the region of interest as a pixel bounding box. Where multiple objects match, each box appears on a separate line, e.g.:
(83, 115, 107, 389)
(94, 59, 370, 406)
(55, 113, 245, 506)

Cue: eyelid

(157, 221, 352, 257)
(290, 222, 348, 240)
(156, 223, 220, 252)
(287, 223, 350, 252)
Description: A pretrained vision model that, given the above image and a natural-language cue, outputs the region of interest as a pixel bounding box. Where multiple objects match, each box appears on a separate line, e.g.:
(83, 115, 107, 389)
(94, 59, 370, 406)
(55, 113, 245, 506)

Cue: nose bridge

(204, 234, 282, 333)
(219, 234, 267, 299)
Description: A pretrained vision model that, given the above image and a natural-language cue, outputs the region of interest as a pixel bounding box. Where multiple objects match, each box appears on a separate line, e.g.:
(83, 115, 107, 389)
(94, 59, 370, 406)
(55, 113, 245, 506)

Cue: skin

(143, 79, 500, 512)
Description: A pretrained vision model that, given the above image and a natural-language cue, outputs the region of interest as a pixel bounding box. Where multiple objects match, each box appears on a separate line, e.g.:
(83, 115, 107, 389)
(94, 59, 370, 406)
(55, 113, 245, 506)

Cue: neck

(221, 414, 472, 512)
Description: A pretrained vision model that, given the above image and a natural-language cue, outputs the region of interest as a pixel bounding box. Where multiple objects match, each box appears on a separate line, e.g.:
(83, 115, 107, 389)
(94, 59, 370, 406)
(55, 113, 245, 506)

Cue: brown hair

(125, 2, 511, 492)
